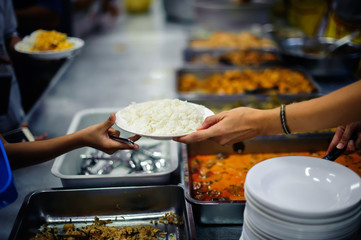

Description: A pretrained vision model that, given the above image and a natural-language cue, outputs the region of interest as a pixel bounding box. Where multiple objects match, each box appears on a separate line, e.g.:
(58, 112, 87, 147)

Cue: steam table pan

(181, 134, 335, 225)
(9, 185, 196, 240)
(51, 108, 179, 188)
(175, 65, 322, 101)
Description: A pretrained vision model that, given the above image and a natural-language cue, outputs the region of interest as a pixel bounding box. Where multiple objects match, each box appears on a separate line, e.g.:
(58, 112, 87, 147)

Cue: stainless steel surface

(176, 65, 321, 101)
(9, 185, 197, 240)
(51, 109, 179, 188)
(0, 1, 358, 239)
(279, 37, 361, 77)
(183, 48, 280, 67)
(328, 31, 360, 53)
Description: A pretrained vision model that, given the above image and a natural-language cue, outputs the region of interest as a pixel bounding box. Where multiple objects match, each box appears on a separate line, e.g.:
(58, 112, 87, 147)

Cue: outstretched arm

(2, 113, 140, 169)
(174, 80, 361, 145)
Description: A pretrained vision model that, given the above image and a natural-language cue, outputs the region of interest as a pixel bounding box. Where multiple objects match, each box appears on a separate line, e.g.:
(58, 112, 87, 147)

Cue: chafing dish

(9, 185, 196, 239)
(51, 108, 179, 188)
(183, 48, 280, 67)
(181, 135, 334, 224)
(176, 66, 321, 101)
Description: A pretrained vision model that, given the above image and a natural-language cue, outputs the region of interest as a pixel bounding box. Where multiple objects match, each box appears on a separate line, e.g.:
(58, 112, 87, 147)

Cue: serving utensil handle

(322, 146, 346, 161)
(108, 134, 135, 145)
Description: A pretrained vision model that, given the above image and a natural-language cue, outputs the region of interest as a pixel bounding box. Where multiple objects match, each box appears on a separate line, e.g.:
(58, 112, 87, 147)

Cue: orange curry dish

(189, 151, 361, 202)
(189, 31, 275, 50)
(178, 68, 316, 95)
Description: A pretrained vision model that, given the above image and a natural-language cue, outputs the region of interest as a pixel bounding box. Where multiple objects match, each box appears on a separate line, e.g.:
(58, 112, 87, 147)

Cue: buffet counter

(0, 2, 358, 239)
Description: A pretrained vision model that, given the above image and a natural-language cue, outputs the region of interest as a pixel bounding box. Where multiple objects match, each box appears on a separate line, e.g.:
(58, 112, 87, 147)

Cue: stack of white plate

(240, 156, 361, 240)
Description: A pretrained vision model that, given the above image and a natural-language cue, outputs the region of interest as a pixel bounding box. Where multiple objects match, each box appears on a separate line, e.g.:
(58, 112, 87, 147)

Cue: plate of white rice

(115, 99, 214, 140)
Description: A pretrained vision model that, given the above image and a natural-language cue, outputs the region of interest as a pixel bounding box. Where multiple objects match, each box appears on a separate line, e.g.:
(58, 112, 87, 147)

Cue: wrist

(69, 130, 87, 149)
(257, 108, 283, 136)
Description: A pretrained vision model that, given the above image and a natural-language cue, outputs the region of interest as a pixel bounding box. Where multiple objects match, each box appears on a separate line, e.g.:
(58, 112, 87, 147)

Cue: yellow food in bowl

(31, 30, 73, 52)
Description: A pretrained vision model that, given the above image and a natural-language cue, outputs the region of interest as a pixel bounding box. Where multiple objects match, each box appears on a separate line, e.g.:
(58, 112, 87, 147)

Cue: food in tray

(189, 151, 361, 201)
(115, 99, 214, 138)
(178, 68, 316, 95)
(190, 50, 278, 66)
(189, 31, 275, 50)
(29, 216, 181, 240)
(19, 30, 73, 52)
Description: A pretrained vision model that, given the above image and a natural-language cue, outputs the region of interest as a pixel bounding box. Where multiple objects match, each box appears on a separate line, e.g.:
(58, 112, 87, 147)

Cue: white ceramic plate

(115, 102, 214, 140)
(245, 156, 361, 218)
(15, 37, 84, 60)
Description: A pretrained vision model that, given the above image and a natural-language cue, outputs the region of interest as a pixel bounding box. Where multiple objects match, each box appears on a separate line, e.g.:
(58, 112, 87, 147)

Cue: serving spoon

(327, 30, 360, 53)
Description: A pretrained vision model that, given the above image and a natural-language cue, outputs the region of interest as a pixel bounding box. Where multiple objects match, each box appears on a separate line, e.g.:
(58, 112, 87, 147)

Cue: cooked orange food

(190, 51, 278, 66)
(189, 151, 361, 201)
(31, 30, 73, 51)
(178, 68, 316, 95)
(220, 51, 278, 66)
(189, 32, 275, 50)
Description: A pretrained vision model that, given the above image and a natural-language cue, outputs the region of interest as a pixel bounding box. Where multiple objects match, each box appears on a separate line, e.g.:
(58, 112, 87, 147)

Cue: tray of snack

(9, 185, 197, 240)
(181, 140, 361, 225)
(176, 66, 321, 101)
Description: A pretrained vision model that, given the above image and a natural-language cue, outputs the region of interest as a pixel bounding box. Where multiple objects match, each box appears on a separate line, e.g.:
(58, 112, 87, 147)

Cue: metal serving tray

(9, 185, 197, 240)
(181, 135, 333, 224)
(187, 27, 276, 50)
(176, 66, 321, 101)
(51, 108, 179, 188)
(183, 48, 280, 67)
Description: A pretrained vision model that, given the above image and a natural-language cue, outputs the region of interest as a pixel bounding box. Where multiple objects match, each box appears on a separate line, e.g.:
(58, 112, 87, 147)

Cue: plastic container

(0, 139, 17, 209)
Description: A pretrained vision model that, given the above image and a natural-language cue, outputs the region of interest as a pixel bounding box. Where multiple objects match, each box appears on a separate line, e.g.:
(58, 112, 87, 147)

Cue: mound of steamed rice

(117, 99, 206, 136)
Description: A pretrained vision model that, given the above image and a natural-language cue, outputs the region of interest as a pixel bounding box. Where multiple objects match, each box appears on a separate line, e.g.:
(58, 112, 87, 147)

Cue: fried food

(178, 68, 315, 95)
(189, 31, 275, 50)
(190, 50, 278, 66)
(29, 215, 183, 240)
(31, 30, 73, 52)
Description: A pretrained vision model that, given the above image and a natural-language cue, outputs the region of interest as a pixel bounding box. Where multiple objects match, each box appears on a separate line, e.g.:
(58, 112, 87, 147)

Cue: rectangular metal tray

(183, 48, 280, 67)
(175, 65, 321, 101)
(51, 108, 179, 188)
(187, 28, 276, 50)
(181, 135, 333, 224)
(9, 185, 197, 240)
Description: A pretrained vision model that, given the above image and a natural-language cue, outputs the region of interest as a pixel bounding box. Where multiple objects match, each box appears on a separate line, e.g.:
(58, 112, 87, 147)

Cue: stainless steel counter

(0, 1, 358, 239)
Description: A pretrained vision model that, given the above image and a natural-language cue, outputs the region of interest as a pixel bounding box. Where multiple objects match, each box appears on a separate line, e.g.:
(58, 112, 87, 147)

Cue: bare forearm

(262, 80, 361, 135)
(4, 132, 85, 169)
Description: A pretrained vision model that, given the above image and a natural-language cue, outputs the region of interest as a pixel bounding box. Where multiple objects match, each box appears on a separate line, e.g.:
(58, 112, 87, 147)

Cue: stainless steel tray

(187, 27, 276, 50)
(175, 66, 321, 101)
(183, 48, 280, 67)
(9, 185, 197, 240)
(51, 108, 179, 188)
(181, 135, 333, 224)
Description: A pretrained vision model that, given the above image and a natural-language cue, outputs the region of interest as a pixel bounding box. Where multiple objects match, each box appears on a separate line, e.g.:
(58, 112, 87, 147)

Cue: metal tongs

(108, 134, 135, 145)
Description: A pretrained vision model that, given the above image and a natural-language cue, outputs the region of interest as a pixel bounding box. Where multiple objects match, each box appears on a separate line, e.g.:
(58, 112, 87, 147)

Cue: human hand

(173, 107, 264, 145)
(326, 122, 361, 155)
(80, 113, 140, 154)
